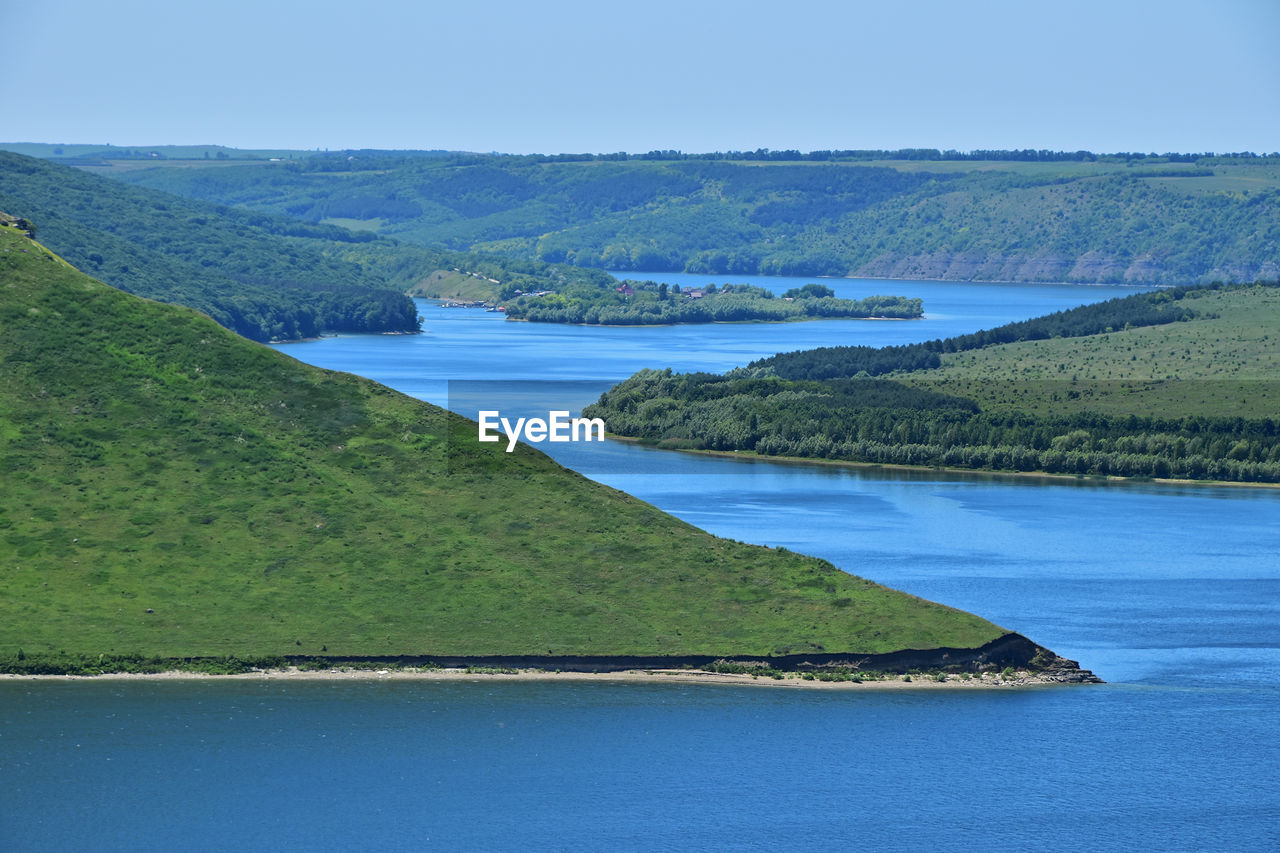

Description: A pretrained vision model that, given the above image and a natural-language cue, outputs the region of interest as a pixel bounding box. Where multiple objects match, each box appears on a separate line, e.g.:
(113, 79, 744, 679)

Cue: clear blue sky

(3, 0, 1277, 155)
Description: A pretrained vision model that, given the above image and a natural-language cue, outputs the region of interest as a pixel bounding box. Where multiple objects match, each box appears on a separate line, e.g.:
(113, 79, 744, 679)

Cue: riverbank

(0, 666, 1087, 689)
(609, 436, 1280, 490)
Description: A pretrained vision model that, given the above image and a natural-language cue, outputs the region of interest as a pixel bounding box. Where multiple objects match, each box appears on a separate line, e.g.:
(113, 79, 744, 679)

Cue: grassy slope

(408, 269, 503, 300)
(0, 227, 1003, 660)
(902, 286, 1280, 419)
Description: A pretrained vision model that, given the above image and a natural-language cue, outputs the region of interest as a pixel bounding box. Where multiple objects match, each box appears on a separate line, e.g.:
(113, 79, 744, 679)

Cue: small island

(500, 280, 923, 325)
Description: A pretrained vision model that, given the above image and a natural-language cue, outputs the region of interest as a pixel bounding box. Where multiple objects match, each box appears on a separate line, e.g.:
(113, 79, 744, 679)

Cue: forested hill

(108, 150, 1280, 285)
(0, 152, 612, 341)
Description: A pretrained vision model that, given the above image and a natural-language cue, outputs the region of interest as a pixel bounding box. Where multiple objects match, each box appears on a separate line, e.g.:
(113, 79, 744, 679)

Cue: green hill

(107, 150, 1280, 284)
(586, 284, 1280, 483)
(1, 225, 1068, 675)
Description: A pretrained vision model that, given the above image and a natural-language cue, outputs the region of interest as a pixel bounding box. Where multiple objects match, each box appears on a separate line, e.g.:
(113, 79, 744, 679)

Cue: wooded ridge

(105, 149, 1280, 285)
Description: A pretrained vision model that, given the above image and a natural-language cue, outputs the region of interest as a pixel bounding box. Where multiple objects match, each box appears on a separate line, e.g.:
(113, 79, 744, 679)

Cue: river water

(3, 274, 1277, 851)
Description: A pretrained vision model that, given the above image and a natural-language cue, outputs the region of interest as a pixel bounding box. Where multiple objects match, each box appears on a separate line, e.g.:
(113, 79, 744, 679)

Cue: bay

(4, 274, 1277, 851)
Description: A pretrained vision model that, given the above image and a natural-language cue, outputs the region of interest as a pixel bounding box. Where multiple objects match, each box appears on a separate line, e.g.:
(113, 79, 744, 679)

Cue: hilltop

(0, 225, 1088, 677)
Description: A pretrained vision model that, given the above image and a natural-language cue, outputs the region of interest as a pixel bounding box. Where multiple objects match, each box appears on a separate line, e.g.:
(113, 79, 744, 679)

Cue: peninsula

(0, 222, 1094, 681)
(586, 283, 1280, 483)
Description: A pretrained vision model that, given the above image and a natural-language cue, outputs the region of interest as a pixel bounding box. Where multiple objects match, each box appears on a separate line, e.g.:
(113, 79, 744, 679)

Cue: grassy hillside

(108, 150, 1280, 284)
(903, 285, 1280, 419)
(0, 225, 1008, 666)
(586, 284, 1280, 483)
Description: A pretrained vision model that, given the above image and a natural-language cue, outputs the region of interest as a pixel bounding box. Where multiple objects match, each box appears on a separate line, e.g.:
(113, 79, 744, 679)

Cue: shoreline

(0, 666, 1081, 690)
(608, 436, 1280, 491)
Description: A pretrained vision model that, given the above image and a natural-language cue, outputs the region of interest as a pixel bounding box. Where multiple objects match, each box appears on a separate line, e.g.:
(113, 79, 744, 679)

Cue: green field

(906, 285, 1280, 419)
(320, 216, 387, 232)
(408, 269, 503, 300)
(0, 226, 1008, 667)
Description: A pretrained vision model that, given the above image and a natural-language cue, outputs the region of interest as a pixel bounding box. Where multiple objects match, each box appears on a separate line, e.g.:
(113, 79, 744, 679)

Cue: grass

(1138, 165, 1280, 196)
(902, 285, 1280, 419)
(320, 216, 386, 233)
(408, 269, 499, 300)
(0, 226, 1005, 663)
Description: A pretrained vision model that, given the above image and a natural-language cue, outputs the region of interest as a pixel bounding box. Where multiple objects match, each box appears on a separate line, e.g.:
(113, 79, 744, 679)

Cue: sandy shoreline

(0, 666, 1079, 690)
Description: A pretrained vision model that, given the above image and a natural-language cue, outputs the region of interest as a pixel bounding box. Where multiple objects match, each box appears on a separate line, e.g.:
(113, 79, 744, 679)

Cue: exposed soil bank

(0, 635, 1102, 683)
(0, 668, 1089, 690)
(291, 633, 1100, 682)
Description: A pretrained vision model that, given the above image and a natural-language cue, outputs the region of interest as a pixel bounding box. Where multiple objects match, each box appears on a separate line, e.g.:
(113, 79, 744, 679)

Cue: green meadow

(906, 285, 1280, 419)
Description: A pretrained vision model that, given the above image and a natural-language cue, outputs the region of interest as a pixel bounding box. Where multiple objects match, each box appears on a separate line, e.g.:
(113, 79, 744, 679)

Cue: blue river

(2, 274, 1277, 852)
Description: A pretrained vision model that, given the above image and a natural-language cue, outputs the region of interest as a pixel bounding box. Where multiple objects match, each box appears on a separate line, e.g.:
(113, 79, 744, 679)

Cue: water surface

(5, 274, 1276, 851)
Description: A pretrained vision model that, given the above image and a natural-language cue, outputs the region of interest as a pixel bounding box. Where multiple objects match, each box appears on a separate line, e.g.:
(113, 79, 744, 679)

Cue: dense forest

(584, 284, 1280, 484)
(109, 150, 1280, 285)
(501, 280, 922, 325)
(0, 152, 610, 341)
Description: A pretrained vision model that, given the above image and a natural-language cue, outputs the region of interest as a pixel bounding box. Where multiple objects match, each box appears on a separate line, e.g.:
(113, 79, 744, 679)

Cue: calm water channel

(3, 274, 1277, 852)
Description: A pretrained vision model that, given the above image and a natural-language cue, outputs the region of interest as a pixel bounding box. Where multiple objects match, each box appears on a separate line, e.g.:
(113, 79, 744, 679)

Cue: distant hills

(1, 223, 1063, 674)
(69, 147, 1280, 286)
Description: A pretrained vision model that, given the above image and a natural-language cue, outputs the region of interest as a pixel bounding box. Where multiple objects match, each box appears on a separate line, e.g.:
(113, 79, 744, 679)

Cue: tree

(783, 283, 836, 299)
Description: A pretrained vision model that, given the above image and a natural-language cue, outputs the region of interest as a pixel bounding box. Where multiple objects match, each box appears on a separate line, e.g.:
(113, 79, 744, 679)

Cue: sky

(3, 0, 1278, 155)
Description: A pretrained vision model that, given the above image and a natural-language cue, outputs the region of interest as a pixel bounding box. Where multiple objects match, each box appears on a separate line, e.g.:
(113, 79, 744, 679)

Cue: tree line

(750, 286, 1210, 380)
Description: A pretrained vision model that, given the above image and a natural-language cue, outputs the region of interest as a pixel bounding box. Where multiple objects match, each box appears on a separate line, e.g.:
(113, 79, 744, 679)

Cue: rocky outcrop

(0, 211, 35, 238)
